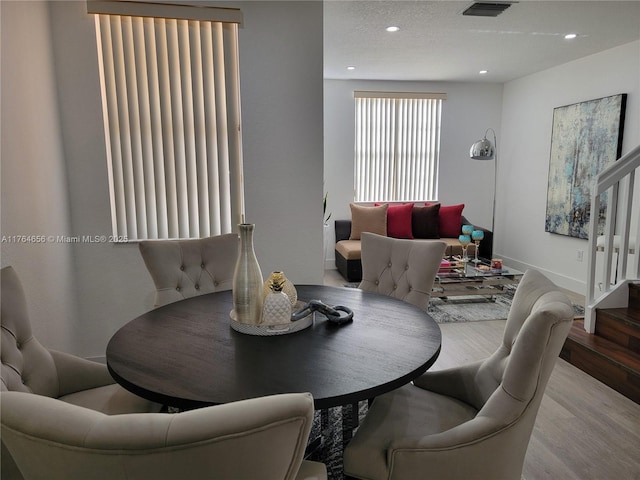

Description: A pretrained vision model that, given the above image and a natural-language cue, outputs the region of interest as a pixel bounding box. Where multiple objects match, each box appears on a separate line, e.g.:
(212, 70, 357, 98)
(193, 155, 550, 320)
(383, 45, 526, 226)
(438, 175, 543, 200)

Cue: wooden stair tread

(629, 283, 640, 308)
(562, 287, 640, 404)
(567, 319, 640, 373)
(597, 307, 640, 325)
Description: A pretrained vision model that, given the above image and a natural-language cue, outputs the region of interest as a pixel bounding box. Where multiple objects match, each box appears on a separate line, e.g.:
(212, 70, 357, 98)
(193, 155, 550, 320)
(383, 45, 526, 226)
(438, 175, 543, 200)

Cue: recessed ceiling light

(564, 33, 578, 40)
(386, 26, 400, 32)
(479, 70, 489, 75)
(347, 66, 356, 70)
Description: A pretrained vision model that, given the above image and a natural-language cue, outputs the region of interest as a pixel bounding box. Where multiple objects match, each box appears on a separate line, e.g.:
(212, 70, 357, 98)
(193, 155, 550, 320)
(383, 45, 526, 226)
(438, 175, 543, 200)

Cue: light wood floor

(323, 270, 640, 480)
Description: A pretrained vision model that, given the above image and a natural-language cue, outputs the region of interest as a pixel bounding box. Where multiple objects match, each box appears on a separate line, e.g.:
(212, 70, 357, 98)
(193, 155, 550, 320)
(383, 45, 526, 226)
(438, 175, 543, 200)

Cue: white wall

(0, 1, 78, 352)
(499, 40, 640, 294)
(323, 79, 503, 266)
(324, 43, 640, 293)
(236, 1, 324, 284)
(1, 1, 323, 357)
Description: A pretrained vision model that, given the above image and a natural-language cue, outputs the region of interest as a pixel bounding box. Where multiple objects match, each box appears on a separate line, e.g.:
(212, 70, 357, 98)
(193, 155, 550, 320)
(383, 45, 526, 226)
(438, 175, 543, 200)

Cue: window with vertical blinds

(88, 1, 244, 241)
(354, 91, 445, 202)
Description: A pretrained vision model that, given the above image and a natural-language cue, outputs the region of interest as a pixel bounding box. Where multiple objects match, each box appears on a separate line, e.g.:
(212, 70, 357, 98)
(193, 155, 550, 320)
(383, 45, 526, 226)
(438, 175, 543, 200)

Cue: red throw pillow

(427, 203, 464, 237)
(375, 203, 414, 239)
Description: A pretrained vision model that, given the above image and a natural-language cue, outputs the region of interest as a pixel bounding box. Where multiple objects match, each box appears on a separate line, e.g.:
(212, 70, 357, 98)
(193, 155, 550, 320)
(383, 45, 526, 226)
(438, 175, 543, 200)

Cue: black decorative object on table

(292, 300, 353, 325)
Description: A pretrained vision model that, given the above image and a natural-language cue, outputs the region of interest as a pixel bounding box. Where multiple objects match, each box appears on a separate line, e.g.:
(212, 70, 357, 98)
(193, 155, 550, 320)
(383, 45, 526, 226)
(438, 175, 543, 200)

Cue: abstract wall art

(545, 94, 626, 239)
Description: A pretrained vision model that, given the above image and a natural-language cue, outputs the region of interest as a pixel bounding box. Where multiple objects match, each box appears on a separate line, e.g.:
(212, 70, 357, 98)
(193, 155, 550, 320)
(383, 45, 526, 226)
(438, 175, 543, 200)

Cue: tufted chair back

(1, 266, 60, 397)
(358, 233, 447, 310)
(465, 268, 575, 411)
(139, 233, 238, 307)
(343, 269, 575, 480)
(1, 266, 163, 480)
(2, 391, 327, 480)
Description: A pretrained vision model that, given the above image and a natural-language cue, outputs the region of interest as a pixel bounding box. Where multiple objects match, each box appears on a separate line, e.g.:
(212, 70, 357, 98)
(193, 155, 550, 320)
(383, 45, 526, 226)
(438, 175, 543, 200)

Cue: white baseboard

(499, 255, 586, 296)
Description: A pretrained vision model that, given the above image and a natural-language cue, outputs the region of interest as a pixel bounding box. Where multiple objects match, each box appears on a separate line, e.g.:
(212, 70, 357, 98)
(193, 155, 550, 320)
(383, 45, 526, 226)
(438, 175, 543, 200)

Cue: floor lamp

(469, 128, 497, 258)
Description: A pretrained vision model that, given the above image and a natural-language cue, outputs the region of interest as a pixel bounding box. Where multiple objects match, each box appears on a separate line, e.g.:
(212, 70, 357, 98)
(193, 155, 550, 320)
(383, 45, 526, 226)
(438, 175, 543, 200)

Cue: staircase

(561, 283, 640, 404)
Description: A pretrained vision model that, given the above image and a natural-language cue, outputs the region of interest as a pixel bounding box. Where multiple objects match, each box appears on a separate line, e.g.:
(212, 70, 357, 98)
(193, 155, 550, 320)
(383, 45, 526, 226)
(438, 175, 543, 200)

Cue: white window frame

(88, 1, 245, 241)
(354, 91, 445, 202)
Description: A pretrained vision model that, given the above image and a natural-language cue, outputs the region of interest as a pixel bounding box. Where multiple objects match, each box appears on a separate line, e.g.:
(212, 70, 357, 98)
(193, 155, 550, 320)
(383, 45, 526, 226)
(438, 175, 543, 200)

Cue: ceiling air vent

(462, 2, 516, 17)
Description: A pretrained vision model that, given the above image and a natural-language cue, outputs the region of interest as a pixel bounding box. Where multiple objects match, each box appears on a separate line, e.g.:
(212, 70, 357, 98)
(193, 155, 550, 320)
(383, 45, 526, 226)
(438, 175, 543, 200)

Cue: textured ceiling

(324, 0, 640, 82)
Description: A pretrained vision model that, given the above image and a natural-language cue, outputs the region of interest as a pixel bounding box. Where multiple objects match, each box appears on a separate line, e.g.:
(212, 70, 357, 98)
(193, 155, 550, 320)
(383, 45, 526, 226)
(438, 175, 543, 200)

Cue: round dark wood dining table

(106, 285, 441, 411)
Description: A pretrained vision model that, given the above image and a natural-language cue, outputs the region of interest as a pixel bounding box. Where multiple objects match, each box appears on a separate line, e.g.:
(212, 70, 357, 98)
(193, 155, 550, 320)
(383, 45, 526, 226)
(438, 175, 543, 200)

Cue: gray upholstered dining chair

(358, 232, 447, 310)
(344, 269, 574, 480)
(139, 233, 238, 307)
(1, 266, 162, 480)
(1, 390, 327, 480)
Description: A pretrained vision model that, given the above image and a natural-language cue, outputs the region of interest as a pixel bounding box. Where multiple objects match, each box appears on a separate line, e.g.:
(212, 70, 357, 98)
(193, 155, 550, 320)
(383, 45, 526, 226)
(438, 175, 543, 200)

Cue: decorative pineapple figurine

(263, 271, 297, 309)
(261, 274, 292, 325)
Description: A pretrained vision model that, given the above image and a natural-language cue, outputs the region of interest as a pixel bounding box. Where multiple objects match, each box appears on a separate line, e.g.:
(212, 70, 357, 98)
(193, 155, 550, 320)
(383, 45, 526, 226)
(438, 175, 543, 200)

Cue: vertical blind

(90, 2, 244, 240)
(354, 91, 445, 202)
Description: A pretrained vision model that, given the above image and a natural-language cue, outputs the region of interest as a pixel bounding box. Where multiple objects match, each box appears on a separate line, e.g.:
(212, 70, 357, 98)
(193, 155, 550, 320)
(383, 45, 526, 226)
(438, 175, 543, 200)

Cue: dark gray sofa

(334, 217, 493, 283)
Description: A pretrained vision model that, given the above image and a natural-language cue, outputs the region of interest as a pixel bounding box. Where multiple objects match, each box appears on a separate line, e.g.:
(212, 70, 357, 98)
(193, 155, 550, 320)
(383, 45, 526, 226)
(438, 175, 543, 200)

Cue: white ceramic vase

(261, 290, 292, 325)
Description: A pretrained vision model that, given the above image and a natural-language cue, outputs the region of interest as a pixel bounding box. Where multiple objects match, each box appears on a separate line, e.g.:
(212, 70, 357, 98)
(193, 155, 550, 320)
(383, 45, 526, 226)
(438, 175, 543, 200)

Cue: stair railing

(585, 144, 640, 333)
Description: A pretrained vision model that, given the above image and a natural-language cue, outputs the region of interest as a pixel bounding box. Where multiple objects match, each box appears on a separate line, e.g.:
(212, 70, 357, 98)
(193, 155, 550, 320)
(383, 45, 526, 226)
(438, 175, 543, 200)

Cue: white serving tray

(229, 301, 313, 336)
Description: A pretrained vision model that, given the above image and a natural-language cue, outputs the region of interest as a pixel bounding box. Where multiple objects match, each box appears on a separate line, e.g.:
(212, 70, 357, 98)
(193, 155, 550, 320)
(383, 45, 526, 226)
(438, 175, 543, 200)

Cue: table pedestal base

(306, 402, 368, 478)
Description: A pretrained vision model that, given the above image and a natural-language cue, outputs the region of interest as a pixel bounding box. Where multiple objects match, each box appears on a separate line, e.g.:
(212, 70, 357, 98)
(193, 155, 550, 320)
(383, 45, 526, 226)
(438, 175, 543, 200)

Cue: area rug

(308, 404, 368, 480)
(428, 290, 515, 322)
(345, 283, 585, 323)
